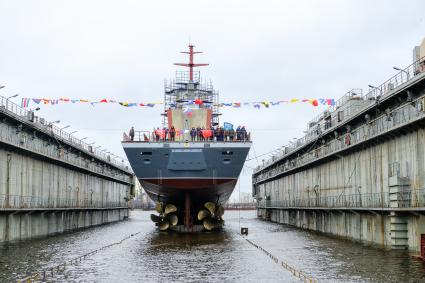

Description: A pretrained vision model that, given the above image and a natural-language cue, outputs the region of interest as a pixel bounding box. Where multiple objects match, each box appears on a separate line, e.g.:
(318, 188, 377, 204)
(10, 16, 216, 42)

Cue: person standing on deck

(229, 128, 235, 141)
(190, 127, 196, 141)
(197, 126, 202, 141)
(170, 126, 176, 141)
(155, 127, 160, 142)
(129, 126, 135, 141)
(163, 127, 169, 141)
(241, 126, 247, 141)
(236, 126, 241, 141)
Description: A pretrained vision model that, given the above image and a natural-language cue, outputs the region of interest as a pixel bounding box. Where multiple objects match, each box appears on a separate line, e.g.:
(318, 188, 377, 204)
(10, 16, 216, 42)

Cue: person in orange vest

(155, 127, 160, 142)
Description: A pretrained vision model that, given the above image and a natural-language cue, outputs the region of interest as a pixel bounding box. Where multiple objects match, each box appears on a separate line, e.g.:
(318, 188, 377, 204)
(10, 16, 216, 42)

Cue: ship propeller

(151, 202, 178, 231)
(198, 202, 225, 231)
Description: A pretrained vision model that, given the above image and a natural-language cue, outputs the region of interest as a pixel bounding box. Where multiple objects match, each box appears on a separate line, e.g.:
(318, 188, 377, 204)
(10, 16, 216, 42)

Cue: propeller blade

(216, 219, 225, 227)
(168, 214, 178, 226)
(164, 204, 177, 215)
(155, 202, 164, 214)
(203, 218, 215, 231)
(216, 205, 224, 217)
(150, 214, 162, 223)
(204, 202, 216, 216)
(159, 220, 170, 231)
(197, 209, 211, 221)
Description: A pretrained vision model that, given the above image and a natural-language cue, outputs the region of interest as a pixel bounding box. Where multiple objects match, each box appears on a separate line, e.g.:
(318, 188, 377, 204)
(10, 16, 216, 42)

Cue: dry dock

(253, 46, 425, 252)
(0, 95, 134, 242)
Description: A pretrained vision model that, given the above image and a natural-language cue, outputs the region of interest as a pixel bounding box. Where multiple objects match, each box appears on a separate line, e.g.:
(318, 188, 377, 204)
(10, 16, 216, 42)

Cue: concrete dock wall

(0, 209, 128, 242)
(257, 208, 425, 251)
(0, 148, 128, 209)
(0, 95, 134, 242)
(256, 125, 425, 251)
(253, 61, 425, 252)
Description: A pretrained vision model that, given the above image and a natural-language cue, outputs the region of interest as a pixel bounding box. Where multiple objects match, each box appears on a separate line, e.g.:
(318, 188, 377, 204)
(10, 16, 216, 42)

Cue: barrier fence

(256, 56, 425, 174)
(0, 194, 127, 209)
(0, 95, 130, 172)
(256, 188, 425, 209)
(255, 95, 425, 184)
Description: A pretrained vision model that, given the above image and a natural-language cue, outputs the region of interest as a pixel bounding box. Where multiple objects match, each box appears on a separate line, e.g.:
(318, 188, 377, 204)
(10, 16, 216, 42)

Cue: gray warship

(122, 45, 251, 232)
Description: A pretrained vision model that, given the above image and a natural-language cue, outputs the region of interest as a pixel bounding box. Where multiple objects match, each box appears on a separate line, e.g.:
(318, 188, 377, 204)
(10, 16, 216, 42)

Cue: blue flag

(223, 122, 234, 130)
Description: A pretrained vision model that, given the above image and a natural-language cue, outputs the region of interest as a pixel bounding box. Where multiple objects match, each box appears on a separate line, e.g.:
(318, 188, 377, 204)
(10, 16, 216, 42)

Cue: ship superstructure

(122, 45, 251, 231)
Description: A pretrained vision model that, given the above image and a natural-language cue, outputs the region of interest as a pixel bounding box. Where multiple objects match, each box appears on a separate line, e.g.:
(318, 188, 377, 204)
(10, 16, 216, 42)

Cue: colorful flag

(21, 98, 30, 108)
(261, 101, 270, 108)
(201, 130, 213, 138)
(310, 99, 319, 107)
(223, 122, 234, 130)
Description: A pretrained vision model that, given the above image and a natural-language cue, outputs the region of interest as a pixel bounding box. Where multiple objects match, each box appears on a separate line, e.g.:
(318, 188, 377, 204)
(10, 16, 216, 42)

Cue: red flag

(201, 130, 212, 138)
(195, 99, 203, 105)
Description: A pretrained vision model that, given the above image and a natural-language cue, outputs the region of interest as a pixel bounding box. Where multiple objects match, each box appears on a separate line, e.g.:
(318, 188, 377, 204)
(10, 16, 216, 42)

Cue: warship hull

(122, 142, 251, 207)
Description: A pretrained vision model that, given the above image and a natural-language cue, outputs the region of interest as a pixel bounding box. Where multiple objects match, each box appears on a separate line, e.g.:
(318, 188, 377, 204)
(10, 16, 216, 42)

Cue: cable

(18, 231, 142, 283)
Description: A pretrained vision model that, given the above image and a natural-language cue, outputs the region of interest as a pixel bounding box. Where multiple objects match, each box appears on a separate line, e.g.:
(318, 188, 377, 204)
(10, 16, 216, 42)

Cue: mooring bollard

(241, 227, 248, 235)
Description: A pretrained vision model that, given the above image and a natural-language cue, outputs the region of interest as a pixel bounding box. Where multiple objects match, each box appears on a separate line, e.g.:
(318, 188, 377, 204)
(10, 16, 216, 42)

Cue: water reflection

(1, 211, 425, 282)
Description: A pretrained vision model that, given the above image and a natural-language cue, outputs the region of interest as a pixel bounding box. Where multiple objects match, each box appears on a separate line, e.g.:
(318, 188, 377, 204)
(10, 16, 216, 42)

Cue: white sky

(1, 0, 424, 200)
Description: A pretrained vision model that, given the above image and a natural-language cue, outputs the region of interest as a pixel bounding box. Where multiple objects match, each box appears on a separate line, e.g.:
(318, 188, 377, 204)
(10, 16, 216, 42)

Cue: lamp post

(6, 94, 18, 110)
(393, 66, 410, 81)
(368, 84, 382, 100)
(48, 120, 60, 128)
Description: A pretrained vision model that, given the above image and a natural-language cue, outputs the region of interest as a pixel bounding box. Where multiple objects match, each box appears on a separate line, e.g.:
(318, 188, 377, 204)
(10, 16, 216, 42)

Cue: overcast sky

(1, 0, 424, 200)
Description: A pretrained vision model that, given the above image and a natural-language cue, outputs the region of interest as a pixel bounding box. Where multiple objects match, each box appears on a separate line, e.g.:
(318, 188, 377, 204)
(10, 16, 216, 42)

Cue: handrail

(0, 95, 131, 172)
(254, 94, 425, 184)
(0, 194, 127, 209)
(123, 129, 252, 143)
(256, 56, 425, 173)
(256, 188, 425, 209)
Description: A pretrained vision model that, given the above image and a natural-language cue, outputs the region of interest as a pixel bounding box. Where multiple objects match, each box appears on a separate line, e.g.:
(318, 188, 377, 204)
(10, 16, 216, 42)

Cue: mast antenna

(174, 45, 209, 81)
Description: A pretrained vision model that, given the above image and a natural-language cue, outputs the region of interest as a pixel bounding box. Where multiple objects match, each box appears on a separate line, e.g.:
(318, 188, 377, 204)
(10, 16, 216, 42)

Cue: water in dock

(1, 210, 424, 282)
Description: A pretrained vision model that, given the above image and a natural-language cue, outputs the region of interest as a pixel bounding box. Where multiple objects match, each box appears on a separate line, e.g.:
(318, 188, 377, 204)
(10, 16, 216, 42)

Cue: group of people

(189, 125, 248, 142)
(128, 125, 249, 142)
(154, 126, 176, 142)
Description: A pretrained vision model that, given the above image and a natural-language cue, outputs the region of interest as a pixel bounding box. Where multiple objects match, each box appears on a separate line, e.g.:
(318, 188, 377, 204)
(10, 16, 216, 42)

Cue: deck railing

(123, 130, 251, 143)
(256, 56, 425, 173)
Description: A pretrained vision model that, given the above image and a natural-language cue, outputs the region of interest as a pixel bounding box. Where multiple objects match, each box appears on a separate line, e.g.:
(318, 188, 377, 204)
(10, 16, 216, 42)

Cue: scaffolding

(163, 70, 220, 127)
